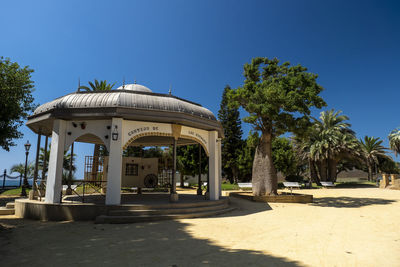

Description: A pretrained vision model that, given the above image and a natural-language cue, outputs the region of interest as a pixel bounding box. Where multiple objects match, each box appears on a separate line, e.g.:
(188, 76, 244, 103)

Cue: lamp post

(20, 140, 31, 197)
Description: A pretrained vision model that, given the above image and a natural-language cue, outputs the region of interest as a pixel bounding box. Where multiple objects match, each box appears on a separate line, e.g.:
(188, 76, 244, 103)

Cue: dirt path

(0, 188, 399, 266)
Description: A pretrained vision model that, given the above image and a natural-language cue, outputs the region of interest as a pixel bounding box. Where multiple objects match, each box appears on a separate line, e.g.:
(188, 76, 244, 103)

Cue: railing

(63, 180, 107, 203)
(36, 180, 46, 201)
(2, 169, 24, 189)
(158, 169, 173, 187)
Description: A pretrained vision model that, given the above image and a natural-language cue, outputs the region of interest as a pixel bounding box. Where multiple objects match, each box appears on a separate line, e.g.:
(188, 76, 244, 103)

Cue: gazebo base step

(0, 206, 15, 215)
(6, 202, 15, 209)
(108, 203, 229, 216)
(14, 195, 230, 221)
(95, 207, 235, 224)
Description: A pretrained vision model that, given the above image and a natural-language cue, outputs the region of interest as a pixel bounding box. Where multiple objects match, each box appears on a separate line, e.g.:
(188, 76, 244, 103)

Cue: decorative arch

(123, 132, 173, 150)
(65, 133, 110, 151)
(123, 132, 209, 156)
(180, 134, 209, 156)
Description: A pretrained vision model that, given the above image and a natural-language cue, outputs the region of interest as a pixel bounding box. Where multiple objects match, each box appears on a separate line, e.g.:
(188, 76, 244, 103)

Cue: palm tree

(38, 147, 49, 177)
(10, 162, 34, 178)
(307, 110, 359, 182)
(293, 128, 322, 185)
(360, 136, 388, 181)
(39, 146, 76, 181)
(10, 162, 34, 188)
(388, 128, 400, 155)
(294, 110, 360, 184)
(78, 79, 115, 92)
(78, 79, 115, 179)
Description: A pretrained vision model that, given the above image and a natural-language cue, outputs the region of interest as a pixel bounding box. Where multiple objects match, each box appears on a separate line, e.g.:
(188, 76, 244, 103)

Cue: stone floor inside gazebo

(62, 191, 216, 205)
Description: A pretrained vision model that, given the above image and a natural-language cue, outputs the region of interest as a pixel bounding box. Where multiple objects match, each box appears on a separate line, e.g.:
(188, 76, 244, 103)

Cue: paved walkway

(1, 188, 399, 266)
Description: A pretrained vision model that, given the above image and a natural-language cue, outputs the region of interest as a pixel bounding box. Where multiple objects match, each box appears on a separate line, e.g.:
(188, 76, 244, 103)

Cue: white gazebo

(26, 83, 224, 205)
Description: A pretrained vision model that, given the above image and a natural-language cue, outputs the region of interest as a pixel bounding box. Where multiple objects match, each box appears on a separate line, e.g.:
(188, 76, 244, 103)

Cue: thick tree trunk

(232, 167, 239, 184)
(309, 158, 321, 185)
(180, 172, 184, 187)
(252, 132, 277, 196)
(318, 160, 328, 182)
(328, 159, 337, 182)
(367, 163, 373, 182)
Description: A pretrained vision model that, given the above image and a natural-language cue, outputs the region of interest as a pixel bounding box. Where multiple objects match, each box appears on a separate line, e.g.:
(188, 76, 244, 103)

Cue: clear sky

(1, 0, 399, 178)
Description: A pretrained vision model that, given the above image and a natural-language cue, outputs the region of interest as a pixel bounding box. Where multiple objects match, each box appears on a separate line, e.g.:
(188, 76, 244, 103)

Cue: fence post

(19, 174, 22, 187)
(2, 169, 6, 189)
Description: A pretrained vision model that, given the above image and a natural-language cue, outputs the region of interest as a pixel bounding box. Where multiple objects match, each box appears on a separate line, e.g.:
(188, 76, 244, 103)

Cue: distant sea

(0, 178, 43, 188)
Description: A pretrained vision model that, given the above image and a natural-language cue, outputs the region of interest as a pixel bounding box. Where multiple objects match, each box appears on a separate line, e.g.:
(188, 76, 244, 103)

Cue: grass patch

(1, 187, 31, 196)
(221, 183, 240, 191)
(72, 184, 103, 194)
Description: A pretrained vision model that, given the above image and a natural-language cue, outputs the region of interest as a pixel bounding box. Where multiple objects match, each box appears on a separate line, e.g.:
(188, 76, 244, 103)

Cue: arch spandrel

(122, 121, 173, 149)
(122, 120, 209, 155)
(180, 126, 209, 155)
(64, 120, 111, 151)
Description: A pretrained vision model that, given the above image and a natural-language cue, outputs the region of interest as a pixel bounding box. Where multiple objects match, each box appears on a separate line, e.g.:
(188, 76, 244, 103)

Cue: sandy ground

(0, 187, 399, 267)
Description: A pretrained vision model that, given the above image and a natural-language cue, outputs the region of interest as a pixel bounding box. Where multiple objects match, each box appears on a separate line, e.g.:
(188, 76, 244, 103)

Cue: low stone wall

(229, 192, 313, 203)
(14, 197, 230, 221)
(15, 199, 108, 221)
(380, 174, 399, 189)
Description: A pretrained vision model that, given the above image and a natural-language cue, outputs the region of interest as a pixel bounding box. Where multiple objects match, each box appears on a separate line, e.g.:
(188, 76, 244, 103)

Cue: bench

(62, 185, 78, 191)
(176, 182, 189, 187)
(238, 183, 252, 189)
(283, 182, 302, 194)
(320, 181, 336, 188)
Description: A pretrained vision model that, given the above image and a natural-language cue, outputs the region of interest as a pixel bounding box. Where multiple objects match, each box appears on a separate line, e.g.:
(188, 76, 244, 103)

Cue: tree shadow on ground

(334, 183, 377, 189)
(223, 196, 272, 217)
(311, 196, 395, 208)
(0, 214, 302, 266)
(61, 193, 273, 219)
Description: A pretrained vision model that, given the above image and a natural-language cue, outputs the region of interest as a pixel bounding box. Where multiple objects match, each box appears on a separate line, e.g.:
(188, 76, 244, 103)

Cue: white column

(208, 131, 219, 200)
(45, 119, 67, 203)
(218, 138, 222, 197)
(106, 118, 123, 205)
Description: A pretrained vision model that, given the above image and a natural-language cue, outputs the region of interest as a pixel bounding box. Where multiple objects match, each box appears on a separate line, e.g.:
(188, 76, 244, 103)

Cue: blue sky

(1, 0, 399, 178)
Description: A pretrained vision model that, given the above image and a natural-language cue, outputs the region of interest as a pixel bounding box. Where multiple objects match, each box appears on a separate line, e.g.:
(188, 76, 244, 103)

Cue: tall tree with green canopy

(177, 145, 208, 187)
(388, 128, 400, 155)
(238, 131, 259, 182)
(271, 137, 298, 177)
(360, 136, 388, 181)
(0, 57, 36, 151)
(295, 110, 360, 183)
(377, 155, 399, 174)
(229, 57, 325, 195)
(293, 128, 322, 184)
(310, 110, 359, 182)
(218, 85, 243, 184)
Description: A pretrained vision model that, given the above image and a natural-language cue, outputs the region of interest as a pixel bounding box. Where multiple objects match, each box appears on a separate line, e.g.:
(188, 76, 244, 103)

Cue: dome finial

(169, 84, 172, 95)
(123, 77, 125, 89)
(134, 79, 137, 84)
(116, 83, 152, 92)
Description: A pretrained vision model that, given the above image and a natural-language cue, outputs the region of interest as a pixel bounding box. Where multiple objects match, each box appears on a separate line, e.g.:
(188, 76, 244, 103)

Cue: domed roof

(27, 87, 223, 137)
(117, 83, 152, 93)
